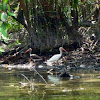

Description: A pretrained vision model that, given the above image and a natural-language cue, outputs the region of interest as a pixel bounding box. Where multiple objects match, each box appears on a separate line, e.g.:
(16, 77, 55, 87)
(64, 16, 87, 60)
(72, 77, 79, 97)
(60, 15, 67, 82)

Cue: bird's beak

(25, 49, 30, 53)
(62, 48, 67, 53)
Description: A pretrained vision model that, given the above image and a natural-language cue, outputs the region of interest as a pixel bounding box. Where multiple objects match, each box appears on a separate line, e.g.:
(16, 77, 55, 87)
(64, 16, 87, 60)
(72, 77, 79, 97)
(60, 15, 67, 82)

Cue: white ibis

(47, 47, 67, 64)
(25, 48, 43, 62)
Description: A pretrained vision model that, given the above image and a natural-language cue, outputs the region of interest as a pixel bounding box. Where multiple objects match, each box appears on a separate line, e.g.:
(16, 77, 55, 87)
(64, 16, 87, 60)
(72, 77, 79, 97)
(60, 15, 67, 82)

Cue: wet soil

(0, 47, 100, 72)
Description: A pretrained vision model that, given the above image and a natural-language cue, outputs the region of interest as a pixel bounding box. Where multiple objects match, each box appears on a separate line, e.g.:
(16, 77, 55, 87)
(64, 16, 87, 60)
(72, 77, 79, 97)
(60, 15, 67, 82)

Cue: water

(0, 67, 100, 100)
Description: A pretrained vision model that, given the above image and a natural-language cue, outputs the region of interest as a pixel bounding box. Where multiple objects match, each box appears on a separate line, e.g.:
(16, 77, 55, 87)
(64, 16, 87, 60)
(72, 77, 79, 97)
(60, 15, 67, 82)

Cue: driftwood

(0, 61, 71, 79)
(0, 62, 33, 70)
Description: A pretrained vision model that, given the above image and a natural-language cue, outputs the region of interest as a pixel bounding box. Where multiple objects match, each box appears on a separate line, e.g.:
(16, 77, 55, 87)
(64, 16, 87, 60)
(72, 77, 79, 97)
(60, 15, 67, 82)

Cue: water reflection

(48, 75, 62, 84)
(0, 68, 100, 100)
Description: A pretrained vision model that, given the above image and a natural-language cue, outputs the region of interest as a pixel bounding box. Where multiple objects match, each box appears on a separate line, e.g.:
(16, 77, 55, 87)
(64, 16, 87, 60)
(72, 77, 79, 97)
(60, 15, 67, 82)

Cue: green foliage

(0, 48, 4, 54)
(0, 12, 8, 41)
(72, 0, 78, 8)
(0, 0, 17, 40)
(0, 0, 18, 53)
(64, 6, 72, 25)
(1, 12, 8, 22)
(7, 10, 16, 17)
(0, 3, 2, 10)
(27, 0, 30, 3)
(8, 19, 20, 31)
(0, 0, 98, 51)
(3, 0, 8, 11)
(0, 22, 8, 40)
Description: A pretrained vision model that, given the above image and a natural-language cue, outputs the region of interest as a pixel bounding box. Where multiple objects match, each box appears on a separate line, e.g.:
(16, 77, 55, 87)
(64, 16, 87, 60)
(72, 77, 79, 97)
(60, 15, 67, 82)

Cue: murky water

(0, 67, 100, 100)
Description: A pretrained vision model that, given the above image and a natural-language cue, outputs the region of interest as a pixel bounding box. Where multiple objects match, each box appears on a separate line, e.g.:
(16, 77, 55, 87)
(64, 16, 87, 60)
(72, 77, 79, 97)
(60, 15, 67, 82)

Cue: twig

(31, 66, 48, 86)
(21, 74, 31, 83)
(21, 73, 34, 90)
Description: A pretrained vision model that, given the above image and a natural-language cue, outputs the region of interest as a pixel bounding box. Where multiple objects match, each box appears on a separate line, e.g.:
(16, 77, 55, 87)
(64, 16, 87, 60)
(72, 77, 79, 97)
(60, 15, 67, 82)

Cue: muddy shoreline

(0, 47, 100, 77)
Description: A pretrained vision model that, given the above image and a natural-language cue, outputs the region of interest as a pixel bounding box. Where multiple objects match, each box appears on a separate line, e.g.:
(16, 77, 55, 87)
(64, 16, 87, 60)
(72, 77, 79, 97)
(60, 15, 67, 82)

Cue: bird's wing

(47, 54, 61, 62)
(31, 54, 42, 59)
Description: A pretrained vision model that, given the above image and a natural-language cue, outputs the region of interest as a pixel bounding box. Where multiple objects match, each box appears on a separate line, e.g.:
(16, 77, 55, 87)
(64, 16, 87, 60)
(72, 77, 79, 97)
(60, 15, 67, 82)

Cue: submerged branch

(21, 73, 34, 90)
(31, 66, 48, 86)
(21, 73, 31, 83)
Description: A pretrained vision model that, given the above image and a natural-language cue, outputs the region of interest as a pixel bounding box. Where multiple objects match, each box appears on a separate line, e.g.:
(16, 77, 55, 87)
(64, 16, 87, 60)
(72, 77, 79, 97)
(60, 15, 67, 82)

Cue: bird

(25, 48, 43, 62)
(47, 47, 67, 64)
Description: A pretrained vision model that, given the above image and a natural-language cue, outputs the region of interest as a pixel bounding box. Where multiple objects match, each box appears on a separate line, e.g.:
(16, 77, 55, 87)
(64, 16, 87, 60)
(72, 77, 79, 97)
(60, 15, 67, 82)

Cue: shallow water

(0, 67, 100, 100)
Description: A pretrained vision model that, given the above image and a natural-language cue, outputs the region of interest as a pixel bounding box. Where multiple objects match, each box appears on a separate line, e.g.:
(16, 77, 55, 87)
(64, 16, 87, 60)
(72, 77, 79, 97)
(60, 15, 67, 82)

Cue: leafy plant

(0, 0, 17, 53)
(0, 48, 4, 54)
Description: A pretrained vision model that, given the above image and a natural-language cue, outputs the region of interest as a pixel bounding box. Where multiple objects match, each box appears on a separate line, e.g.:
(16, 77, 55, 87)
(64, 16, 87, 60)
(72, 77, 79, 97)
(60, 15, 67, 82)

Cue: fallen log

(0, 62, 33, 70)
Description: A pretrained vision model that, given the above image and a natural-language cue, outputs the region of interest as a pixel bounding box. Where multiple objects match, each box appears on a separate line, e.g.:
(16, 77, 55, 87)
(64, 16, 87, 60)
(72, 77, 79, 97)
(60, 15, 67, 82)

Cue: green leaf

(0, 48, 4, 52)
(1, 22, 7, 40)
(73, 0, 78, 8)
(0, 31, 1, 40)
(3, 0, 8, 11)
(4, 0, 8, 4)
(4, 22, 10, 29)
(7, 4, 10, 11)
(7, 10, 16, 17)
(0, 13, 1, 20)
(0, 23, 2, 40)
(1, 12, 8, 22)
(27, 0, 30, 3)
(0, 48, 4, 54)
(0, 3, 2, 10)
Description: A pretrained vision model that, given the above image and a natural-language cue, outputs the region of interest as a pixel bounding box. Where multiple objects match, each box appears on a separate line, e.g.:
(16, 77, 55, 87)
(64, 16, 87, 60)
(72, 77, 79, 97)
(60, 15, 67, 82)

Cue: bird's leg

(55, 61, 59, 77)
(56, 61, 59, 66)
(52, 61, 59, 66)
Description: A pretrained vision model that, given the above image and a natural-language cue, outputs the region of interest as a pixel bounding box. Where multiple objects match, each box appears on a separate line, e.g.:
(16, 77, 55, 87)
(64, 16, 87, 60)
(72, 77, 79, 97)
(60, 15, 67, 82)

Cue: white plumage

(47, 54, 62, 62)
(47, 47, 67, 63)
